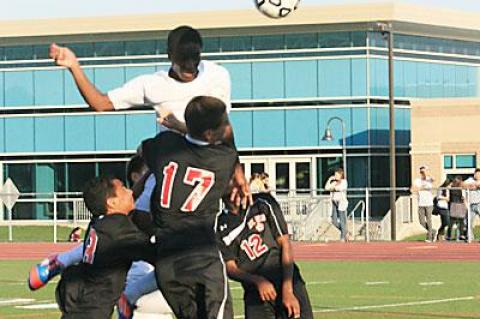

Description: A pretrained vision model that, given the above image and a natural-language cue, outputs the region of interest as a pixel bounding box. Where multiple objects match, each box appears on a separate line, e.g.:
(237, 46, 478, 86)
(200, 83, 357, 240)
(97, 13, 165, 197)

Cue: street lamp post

(377, 22, 397, 241)
(322, 116, 347, 179)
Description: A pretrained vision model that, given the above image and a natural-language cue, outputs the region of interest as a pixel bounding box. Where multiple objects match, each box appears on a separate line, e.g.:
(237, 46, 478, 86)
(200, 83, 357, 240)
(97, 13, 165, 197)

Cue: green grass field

(0, 260, 478, 319)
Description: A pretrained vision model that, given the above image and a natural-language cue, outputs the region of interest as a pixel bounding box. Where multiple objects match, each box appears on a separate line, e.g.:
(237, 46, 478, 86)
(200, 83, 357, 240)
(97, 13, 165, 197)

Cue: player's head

(452, 175, 463, 187)
(184, 96, 230, 143)
(83, 177, 134, 217)
(126, 155, 148, 187)
(167, 26, 203, 82)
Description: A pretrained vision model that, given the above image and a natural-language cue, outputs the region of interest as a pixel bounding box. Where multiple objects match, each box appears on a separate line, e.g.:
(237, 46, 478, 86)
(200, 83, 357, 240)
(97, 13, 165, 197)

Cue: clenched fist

(49, 43, 79, 69)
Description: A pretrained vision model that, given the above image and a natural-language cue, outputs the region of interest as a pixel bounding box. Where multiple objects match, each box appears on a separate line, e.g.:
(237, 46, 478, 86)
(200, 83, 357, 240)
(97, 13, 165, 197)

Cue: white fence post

(53, 193, 57, 244)
(467, 189, 472, 243)
(8, 208, 12, 242)
(365, 188, 370, 242)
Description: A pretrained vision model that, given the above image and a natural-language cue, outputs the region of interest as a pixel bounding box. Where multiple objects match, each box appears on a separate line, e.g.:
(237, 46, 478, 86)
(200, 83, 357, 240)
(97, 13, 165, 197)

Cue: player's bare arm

(277, 234, 301, 318)
(49, 43, 114, 112)
(156, 110, 188, 134)
(225, 260, 277, 302)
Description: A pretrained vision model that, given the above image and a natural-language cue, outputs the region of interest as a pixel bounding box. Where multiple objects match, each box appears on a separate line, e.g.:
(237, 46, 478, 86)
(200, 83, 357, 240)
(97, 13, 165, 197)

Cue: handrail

(348, 200, 366, 240)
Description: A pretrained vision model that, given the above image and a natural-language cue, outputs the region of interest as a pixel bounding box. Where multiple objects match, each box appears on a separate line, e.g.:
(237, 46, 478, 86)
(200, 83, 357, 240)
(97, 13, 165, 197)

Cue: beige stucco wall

(410, 98, 480, 185)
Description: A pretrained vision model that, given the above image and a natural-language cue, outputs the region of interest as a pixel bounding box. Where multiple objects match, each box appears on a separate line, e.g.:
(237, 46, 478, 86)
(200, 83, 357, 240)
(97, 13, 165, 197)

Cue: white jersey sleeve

(107, 74, 156, 110)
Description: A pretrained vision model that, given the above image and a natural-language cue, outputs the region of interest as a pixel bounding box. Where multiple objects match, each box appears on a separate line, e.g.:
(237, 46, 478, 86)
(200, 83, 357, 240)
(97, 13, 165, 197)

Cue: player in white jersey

(49, 26, 230, 134)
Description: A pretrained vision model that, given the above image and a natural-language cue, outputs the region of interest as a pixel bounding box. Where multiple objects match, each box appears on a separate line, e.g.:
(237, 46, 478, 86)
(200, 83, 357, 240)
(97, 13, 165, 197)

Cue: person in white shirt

(463, 168, 480, 241)
(325, 168, 349, 241)
(411, 166, 435, 242)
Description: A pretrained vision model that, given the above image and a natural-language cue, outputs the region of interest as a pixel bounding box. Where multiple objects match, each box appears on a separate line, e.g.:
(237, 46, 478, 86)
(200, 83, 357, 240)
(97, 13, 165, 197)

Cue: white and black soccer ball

(254, 0, 301, 19)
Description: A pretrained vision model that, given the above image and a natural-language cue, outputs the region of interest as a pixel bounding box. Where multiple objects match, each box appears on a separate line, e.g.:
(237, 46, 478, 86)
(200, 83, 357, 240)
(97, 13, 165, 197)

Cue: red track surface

(0, 241, 478, 261)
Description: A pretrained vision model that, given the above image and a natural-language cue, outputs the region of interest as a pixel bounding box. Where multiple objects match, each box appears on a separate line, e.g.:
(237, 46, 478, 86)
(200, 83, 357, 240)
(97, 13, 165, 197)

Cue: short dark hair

(82, 177, 116, 217)
(184, 96, 227, 139)
(126, 155, 146, 186)
(475, 168, 480, 174)
(167, 26, 202, 73)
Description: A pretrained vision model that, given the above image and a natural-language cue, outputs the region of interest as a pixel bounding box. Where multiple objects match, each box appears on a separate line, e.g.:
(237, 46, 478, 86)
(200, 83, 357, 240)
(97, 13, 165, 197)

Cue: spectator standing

(412, 166, 435, 242)
(447, 176, 467, 241)
(325, 168, 349, 242)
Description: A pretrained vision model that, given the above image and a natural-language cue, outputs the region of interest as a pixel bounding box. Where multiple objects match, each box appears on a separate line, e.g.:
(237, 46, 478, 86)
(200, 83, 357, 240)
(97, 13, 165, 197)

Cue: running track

(0, 242, 478, 261)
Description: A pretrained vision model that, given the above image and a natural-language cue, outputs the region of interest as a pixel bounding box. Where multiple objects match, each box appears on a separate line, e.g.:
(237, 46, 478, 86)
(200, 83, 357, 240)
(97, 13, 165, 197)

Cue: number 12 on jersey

(160, 161, 215, 212)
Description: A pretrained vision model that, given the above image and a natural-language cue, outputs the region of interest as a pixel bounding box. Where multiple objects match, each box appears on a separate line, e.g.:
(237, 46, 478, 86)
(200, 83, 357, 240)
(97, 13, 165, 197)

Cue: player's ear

(105, 197, 117, 213)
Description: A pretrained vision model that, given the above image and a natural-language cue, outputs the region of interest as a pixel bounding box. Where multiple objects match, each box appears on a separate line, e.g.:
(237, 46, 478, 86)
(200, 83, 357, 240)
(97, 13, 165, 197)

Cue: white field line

(16, 303, 58, 310)
(365, 281, 390, 285)
(0, 299, 35, 307)
(419, 282, 444, 286)
(314, 296, 475, 314)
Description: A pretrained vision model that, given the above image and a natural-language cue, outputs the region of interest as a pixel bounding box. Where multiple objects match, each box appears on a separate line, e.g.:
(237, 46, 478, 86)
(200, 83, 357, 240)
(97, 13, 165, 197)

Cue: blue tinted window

(5, 45, 33, 60)
(253, 35, 284, 50)
(94, 67, 125, 92)
(5, 118, 34, 152)
(455, 65, 469, 97)
(94, 41, 125, 57)
(95, 114, 126, 151)
(65, 116, 95, 151)
(394, 60, 405, 97)
(318, 59, 351, 97)
(0, 119, 5, 152)
(0, 72, 4, 107)
(4, 71, 34, 106)
(203, 37, 220, 52)
(403, 61, 417, 97)
(285, 33, 317, 49)
(125, 40, 156, 56)
(220, 36, 252, 52)
(285, 109, 318, 147)
(67, 42, 95, 58)
(285, 60, 317, 98)
(369, 107, 389, 145)
(34, 117, 64, 152)
(351, 108, 368, 145)
(318, 32, 351, 48)
(253, 110, 285, 147)
(351, 59, 367, 96)
(222, 63, 252, 100)
(34, 70, 64, 105)
(444, 155, 453, 169)
(369, 58, 388, 97)
(456, 155, 476, 169)
(252, 62, 284, 99)
(444, 64, 456, 97)
(230, 111, 253, 148)
(33, 44, 50, 59)
(125, 113, 157, 150)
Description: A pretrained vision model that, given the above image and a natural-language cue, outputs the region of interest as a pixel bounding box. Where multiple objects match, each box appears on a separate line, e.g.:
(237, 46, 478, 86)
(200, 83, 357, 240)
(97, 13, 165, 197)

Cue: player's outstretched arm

(225, 260, 277, 302)
(49, 43, 114, 112)
(277, 235, 301, 318)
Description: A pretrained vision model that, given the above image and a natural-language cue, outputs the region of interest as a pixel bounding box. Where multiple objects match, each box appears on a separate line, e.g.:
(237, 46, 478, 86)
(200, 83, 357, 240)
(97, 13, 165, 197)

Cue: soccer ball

(254, 0, 301, 19)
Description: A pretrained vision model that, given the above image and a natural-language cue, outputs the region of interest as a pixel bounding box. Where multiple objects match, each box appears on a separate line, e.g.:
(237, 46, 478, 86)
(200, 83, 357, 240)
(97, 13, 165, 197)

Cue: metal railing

(1, 187, 478, 243)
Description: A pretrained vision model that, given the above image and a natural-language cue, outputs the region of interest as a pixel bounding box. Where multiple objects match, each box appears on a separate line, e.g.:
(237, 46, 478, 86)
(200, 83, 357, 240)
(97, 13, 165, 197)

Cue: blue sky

(1, 0, 479, 21)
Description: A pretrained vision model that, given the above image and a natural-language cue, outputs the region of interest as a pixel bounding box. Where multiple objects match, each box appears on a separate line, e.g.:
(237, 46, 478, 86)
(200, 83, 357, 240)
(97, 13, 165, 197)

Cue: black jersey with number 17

(142, 131, 238, 258)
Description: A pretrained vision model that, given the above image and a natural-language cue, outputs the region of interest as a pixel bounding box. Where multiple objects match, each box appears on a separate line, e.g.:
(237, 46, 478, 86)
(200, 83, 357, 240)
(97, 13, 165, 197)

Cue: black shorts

(243, 266, 313, 319)
(155, 250, 233, 319)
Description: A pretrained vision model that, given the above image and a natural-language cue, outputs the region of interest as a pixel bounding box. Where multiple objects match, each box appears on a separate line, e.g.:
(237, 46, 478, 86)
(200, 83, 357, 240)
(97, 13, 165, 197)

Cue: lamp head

(322, 128, 333, 141)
